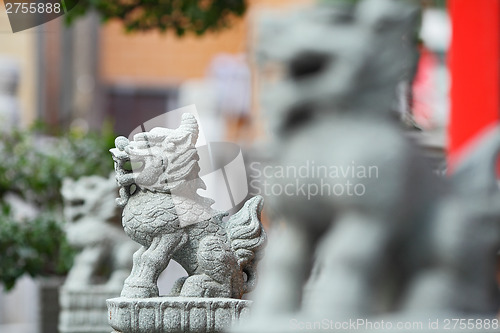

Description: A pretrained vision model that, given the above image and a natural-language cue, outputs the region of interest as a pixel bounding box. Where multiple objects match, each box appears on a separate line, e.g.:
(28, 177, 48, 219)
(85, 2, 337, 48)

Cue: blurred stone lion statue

(61, 174, 138, 289)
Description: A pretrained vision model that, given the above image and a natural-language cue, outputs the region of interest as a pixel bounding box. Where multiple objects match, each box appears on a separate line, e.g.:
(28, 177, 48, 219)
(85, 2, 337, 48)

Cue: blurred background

(0, 0, 450, 141)
(0, 0, 461, 331)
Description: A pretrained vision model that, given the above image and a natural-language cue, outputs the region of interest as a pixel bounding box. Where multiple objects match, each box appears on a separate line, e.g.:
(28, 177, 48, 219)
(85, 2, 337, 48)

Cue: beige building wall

(100, 20, 247, 85)
(98, 0, 312, 141)
(0, 0, 38, 127)
(99, 0, 312, 84)
(0, 0, 311, 127)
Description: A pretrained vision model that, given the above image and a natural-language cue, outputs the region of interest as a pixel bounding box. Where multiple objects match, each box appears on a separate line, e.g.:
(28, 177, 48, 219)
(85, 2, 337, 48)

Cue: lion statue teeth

(110, 113, 267, 299)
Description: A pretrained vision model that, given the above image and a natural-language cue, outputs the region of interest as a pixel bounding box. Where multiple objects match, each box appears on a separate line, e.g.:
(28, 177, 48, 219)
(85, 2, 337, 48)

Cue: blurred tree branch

(65, 0, 247, 36)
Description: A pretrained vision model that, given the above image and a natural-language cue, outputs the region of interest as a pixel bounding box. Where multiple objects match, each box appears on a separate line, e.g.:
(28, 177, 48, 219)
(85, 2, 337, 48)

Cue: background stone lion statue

(61, 175, 137, 289)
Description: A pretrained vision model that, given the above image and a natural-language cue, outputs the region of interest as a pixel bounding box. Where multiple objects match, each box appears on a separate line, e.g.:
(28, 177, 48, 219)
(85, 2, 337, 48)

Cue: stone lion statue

(110, 113, 267, 299)
(61, 175, 137, 289)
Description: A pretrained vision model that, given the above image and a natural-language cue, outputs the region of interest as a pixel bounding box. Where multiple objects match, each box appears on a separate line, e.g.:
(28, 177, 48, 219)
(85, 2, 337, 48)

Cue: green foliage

(0, 124, 115, 209)
(0, 124, 115, 290)
(65, 0, 247, 36)
(0, 208, 75, 291)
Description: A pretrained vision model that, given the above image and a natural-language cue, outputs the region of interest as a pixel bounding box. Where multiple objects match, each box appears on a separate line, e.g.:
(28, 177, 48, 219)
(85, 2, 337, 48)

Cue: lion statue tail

(226, 195, 267, 294)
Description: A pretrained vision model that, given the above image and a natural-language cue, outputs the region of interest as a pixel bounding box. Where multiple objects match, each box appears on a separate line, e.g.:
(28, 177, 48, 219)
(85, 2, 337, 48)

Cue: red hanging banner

(447, 0, 500, 169)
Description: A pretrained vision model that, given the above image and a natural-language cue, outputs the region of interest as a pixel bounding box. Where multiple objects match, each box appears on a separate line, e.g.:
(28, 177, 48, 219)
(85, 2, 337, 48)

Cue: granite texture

(107, 114, 266, 332)
(59, 287, 122, 333)
(107, 297, 251, 333)
(109, 114, 266, 300)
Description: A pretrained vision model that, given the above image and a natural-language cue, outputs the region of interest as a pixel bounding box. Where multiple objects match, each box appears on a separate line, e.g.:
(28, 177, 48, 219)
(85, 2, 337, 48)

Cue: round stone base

(107, 297, 251, 333)
(59, 286, 122, 333)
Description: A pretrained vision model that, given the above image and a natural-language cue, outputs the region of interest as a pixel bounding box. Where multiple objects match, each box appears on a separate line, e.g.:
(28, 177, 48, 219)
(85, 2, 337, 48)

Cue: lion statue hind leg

(179, 236, 237, 298)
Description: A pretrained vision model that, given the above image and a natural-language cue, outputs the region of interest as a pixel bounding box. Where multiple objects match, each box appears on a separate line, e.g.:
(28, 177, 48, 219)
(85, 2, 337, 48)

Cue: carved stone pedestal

(107, 297, 251, 333)
(59, 287, 121, 333)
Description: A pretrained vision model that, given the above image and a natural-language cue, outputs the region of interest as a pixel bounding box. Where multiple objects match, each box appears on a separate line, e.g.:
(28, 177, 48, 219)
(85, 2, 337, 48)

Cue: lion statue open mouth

(110, 113, 266, 299)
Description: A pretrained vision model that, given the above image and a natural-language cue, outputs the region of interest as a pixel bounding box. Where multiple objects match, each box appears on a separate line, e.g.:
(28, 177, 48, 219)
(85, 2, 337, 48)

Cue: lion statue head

(61, 174, 118, 247)
(110, 113, 204, 204)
